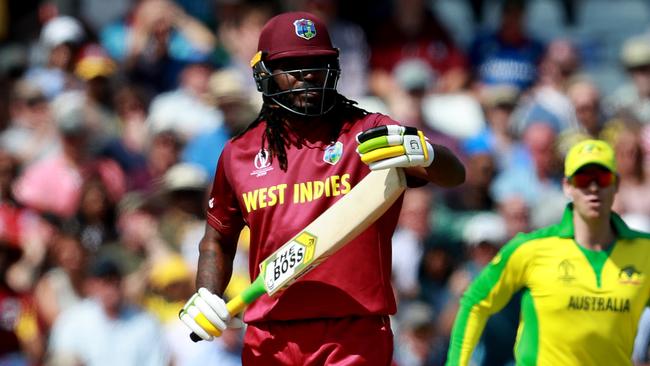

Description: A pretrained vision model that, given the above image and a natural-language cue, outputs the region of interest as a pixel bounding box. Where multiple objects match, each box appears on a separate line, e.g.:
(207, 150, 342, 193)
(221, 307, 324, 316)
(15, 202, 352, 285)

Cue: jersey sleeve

(446, 235, 532, 366)
(364, 113, 400, 129)
(206, 142, 245, 244)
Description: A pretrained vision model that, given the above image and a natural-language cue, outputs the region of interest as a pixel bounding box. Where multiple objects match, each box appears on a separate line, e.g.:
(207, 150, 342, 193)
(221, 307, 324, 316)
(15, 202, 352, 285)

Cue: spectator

(111, 192, 173, 303)
(12, 112, 126, 219)
(394, 301, 446, 366)
(145, 254, 194, 324)
(34, 231, 87, 333)
(98, 85, 152, 191)
(181, 68, 259, 178)
(367, 0, 468, 101)
(147, 61, 222, 142)
(469, 0, 545, 91)
(0, 148, 51, 293)
(606, 34, 650, 124)
(0, 238, 44, 365)
(25, 15, 85, 99)
(497, 194, 532, 240)
(558, 77, 608, 154)
(466, 84, 521, 172)
(568, 77, 606, 138)
(64, 175, 119, 252)
(608, 121, 650, 216)
(100, 0, 216, 94)
(491, 121, 567, 228)
(388, 59, 436, 126)
(155, 162, 208, 265)
(392, 187, 433, 301)
(417, 233, 460, 316)
(128, 129, 183, 194)
(389, 59, 466, 161)
(512, 39, 581, 136)
(1, 80, 60, 165)
(47, 254, 170, 366)
(432, 143, 497, 242)
(215, 2, 274, 97)
(461, 212, 508, 271)
(51, 43, 121, 145)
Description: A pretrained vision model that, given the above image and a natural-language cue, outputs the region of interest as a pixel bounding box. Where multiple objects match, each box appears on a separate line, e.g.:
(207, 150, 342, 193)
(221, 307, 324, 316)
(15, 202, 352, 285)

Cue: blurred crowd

(1, 0, 650, 365)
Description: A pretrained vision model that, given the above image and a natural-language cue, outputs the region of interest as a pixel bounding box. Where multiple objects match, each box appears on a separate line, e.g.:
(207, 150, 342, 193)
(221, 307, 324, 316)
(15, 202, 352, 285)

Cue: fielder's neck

(573, 213, 616, 251)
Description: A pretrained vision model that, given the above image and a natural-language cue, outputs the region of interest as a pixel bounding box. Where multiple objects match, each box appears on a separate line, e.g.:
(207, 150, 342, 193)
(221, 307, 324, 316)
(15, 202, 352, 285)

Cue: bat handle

(189, 276, 266, 342)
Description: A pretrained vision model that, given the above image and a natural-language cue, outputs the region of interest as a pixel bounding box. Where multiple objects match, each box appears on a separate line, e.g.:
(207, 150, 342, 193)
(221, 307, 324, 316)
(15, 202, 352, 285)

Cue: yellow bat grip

(194, 294, 247, 338)
(195, 313, 222, 337)
(226, 294, 247, 315)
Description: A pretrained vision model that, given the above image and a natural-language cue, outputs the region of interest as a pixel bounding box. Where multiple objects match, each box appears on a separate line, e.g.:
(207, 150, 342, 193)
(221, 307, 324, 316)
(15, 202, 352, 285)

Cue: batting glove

(179, 288, 229, 341)
(356, 125, 434, 170)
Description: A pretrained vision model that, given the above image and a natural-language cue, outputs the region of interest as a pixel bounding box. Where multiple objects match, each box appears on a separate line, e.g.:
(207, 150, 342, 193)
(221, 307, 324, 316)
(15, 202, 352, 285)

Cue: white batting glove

(356, 125, 434, 170)
(179, 287, 229, 341)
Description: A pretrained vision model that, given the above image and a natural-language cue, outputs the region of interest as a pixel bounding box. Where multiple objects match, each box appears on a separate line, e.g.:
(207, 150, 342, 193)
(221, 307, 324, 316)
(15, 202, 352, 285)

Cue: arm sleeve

(206, 142, 245, 245)
(446, 237, 531, 366)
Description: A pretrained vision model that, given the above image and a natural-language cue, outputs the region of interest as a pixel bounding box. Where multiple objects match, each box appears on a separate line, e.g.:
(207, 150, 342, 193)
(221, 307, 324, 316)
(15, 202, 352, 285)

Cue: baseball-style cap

(462, 212, 508, 248)
(74, 44, 117, 80)
(257, 11, 338, 61)
(621, 35, 650, 69)
(564, 139, 616, 177)
(40, 16, 85, 49)
(87, 255, 123, 279)
(161, 163, 208, 193)
(148, 255, 192, 290)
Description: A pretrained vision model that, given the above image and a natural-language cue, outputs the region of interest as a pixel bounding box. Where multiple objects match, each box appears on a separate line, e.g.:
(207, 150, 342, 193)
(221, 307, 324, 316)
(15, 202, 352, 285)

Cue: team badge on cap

(293, 19, 316, 40)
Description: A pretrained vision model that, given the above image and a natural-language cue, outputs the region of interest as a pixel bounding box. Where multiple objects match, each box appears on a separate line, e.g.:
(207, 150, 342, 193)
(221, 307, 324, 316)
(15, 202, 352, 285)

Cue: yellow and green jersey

(447, 205, 650, 366)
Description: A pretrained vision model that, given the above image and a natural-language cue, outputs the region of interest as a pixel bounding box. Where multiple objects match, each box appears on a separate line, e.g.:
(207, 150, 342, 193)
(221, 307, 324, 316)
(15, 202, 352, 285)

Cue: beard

(274, 86, 337, 116)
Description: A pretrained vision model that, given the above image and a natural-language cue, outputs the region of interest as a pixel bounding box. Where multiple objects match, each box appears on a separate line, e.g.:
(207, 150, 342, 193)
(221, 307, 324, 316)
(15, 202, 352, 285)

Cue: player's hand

(356, 125, 434, 170)
(179, 288, 229, 341)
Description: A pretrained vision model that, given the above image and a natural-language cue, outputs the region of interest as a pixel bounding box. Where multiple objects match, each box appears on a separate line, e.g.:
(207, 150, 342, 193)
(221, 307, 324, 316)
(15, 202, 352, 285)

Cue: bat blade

(261, 167, 407, 295)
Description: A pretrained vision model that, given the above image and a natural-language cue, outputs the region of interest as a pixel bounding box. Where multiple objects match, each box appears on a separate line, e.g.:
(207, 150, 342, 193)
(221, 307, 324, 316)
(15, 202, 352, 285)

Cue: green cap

(564, 139, 616, 177)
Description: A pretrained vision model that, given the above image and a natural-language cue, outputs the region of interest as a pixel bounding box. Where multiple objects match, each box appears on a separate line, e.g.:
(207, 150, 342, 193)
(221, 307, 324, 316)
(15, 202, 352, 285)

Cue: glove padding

(356, 125, 434, 170)
(179, 287, 229, 341)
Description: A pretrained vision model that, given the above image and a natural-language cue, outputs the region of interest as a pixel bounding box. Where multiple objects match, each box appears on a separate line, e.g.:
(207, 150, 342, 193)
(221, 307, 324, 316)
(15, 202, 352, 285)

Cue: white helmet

(40, 16, 85, 49)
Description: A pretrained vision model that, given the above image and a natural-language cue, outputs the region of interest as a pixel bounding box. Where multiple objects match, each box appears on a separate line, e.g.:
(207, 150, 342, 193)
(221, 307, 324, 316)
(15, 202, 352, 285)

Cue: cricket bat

(192, 167, 406, 340)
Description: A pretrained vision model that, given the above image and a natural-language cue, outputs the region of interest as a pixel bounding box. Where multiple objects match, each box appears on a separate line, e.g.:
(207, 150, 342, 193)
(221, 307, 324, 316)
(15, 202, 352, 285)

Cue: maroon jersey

(207, 113, 408, 322)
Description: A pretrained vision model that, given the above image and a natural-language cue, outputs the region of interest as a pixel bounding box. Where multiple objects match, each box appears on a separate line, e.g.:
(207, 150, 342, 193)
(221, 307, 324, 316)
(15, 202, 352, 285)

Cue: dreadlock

(234, 94, 368, 171)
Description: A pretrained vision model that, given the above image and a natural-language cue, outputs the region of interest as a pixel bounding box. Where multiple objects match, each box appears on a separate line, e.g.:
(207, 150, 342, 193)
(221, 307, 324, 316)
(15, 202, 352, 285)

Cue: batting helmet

(251, 12, 341, 116)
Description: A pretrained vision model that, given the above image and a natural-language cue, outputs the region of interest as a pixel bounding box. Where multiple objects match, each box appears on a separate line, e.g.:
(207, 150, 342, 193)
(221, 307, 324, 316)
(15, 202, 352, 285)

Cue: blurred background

(1, 0, 650, 365)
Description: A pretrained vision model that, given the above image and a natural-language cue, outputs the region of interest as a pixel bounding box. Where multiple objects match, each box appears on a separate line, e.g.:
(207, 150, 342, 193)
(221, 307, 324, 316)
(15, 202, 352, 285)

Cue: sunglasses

(570, 169, 616, 188)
